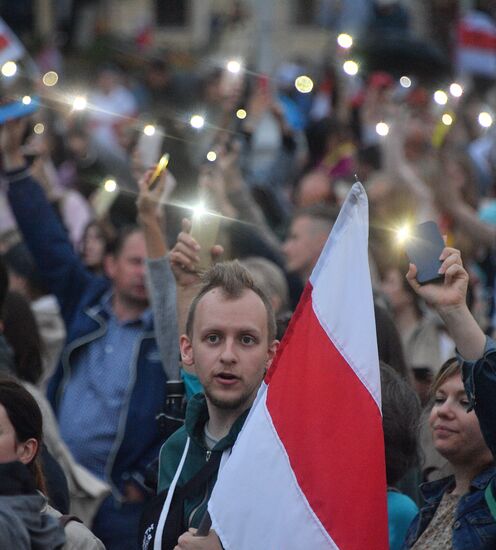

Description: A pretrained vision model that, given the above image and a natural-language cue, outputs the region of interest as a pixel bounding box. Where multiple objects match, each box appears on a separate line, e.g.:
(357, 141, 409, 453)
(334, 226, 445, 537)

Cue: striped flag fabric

(208, 182, 388, 549)
(457, 9, 496, 79)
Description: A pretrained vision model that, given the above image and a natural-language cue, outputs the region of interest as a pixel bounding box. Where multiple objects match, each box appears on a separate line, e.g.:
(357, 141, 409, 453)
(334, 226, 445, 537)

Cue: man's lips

(214, 372, 240, 386)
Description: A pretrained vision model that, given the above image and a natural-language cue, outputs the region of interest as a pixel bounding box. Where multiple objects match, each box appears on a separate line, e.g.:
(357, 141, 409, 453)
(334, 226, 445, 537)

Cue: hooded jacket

(0, 462, 66, 549)
(157, 393, 248, 530)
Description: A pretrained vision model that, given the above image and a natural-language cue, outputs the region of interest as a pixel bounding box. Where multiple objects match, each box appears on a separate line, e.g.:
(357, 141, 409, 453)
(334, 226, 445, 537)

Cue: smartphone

(404, 221, 445, 285)
(190, 211, 221, 270)
(148, 153, 170, 191)
(137, 127, 164, 169)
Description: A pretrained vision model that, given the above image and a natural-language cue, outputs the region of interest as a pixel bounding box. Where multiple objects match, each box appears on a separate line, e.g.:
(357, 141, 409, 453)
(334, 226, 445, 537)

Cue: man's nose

(220, 339, 237, 364)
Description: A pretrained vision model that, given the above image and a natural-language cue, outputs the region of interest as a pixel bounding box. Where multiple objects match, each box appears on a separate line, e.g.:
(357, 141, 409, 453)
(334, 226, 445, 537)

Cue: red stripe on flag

(458, 26, 496, 50)
(0, 35, 10, 50)
(266, 284, 388, 549)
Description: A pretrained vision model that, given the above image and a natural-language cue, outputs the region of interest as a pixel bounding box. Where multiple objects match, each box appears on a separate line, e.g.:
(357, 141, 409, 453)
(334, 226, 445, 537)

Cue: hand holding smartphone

(404, 221, 445, 285)
(190, 210, 221, 271)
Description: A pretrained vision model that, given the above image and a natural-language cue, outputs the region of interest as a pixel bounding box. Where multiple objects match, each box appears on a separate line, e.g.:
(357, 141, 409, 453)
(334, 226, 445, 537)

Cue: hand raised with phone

(406, 246, 469, 312)
(169, 218, 223, 288)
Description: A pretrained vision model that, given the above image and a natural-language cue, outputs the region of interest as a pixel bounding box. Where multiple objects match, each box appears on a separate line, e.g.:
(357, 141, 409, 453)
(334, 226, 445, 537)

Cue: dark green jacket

(157, 393, 248, 529)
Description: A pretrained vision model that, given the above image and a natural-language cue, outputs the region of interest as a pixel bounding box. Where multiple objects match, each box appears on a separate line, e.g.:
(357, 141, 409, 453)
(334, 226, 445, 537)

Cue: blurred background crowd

(0, 0, 496, 549)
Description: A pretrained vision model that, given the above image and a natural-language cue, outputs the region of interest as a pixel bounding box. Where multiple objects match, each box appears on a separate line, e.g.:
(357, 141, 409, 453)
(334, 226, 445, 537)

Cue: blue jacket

(7, 169, 168, 496)
(403, 466, 496, 549)
(461, 338, 496, 520)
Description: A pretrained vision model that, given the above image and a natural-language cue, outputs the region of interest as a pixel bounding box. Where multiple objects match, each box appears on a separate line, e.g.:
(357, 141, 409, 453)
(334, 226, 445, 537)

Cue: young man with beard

(149, 261, 278, 550)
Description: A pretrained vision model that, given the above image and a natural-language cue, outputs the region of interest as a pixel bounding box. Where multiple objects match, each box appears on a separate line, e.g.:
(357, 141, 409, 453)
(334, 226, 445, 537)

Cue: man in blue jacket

(2, 118, 168, 549)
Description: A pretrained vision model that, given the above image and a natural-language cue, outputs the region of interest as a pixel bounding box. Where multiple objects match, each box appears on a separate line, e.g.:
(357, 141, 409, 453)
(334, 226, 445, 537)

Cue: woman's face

(82, 225, 106, 268)
(0, 404, 26, 463)
(380, 268, 411, 312)
(429, 373, 491, 465)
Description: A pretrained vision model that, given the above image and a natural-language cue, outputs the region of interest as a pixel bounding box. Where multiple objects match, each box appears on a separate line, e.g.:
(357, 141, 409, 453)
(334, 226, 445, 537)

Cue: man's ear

(266, 340, 279, 369)
(16, 438, 38, 465)
(180, 334, 194, 367)
(103, 254, 116, 279)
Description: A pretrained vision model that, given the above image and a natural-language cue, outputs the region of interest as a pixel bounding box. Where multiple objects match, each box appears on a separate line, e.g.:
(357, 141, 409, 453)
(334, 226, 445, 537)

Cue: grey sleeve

(146, 256, 181, 381)
(0, 507, 30, 549)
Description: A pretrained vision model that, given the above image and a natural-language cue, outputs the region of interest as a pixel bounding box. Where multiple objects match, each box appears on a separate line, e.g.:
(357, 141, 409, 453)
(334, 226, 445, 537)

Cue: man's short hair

(105, 225, 141, 257)
(292, 204, 339, 228)
(185, 261, 277, 342)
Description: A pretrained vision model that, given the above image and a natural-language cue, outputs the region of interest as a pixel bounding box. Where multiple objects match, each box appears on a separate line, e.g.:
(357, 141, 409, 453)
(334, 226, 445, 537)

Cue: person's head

(104, 226, 148, 308)
(2, 242, 46, 301)
(380, 263, 422, 318)
(374, 303, 409, 381)
(240, 256, 289, 315)
(282, 204, 338, 282)
(380, 362, 420, 487)
(2, 292, 43, 385)
(181, 261, 278, 416)
(429, 358, 493, 470)
(80, 220, 116, 274)
(0, 377, 45, 492)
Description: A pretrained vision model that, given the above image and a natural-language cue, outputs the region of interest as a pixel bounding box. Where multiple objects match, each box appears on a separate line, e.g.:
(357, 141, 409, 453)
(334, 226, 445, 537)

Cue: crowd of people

(0, 1, 496, 549)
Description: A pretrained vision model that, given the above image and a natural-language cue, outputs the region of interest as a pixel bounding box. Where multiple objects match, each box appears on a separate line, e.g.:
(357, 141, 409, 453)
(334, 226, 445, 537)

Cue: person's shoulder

(387, 490, 419, 516)
(160, 425, 188, 460)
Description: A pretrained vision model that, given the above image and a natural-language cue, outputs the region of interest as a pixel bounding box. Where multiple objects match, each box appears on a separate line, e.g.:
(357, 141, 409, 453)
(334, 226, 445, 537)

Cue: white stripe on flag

(310, 182, 381, 410)
(209, 384, 338, 550)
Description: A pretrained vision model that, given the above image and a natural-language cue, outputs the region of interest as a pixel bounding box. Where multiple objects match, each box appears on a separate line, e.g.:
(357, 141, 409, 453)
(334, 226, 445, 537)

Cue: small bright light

(226, 60, 242, 74)
(478, 112, 493, 128)
(442, 113, 453, 126)
(192, 202, 207, 218)
(33, 123, 45, 135)
(1, 61, 17, 77)
(190, 115, 205, 129)
(343, 60, 359, 76)
(396, 224, 411, 244)
(400, 76, 411, 88)
(104, 179, 117, 193)
(337, 33, 353, 49)
(72, 96, 87, 111)
(206, 151, 217, 162)
(295, 75, 314, 94)
(376, 122, 390, 136)
(22, 96, 31, 105)
(236, 108, 247, 120)
(433, 90, 448, 105)
(449, 83, 463, 98)
(42, 71, 58, 87)
(143, 124, 156, 136)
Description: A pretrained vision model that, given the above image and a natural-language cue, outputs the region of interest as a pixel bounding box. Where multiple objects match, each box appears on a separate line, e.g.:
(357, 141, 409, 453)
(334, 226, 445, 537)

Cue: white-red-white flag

(0, 18, 25, 66)
(209, 182, 388, 549)
(457, 10, 496, 79)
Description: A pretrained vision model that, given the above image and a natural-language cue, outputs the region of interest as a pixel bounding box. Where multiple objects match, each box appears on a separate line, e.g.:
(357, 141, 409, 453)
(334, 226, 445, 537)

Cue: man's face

(181, 288, 277, 414)
(282, 216, 329, 280)
(105, 231, 148, 306)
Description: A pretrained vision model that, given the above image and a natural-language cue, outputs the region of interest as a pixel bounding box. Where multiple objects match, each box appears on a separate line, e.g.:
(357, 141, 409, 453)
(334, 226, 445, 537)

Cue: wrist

(3, 152, 26, 172)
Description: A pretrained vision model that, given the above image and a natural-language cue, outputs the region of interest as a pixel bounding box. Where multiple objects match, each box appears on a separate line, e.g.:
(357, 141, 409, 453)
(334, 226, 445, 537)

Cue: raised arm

(405, 247, 485, 359)
(3, 119, 96, 324)
(136, 169, 181, 381)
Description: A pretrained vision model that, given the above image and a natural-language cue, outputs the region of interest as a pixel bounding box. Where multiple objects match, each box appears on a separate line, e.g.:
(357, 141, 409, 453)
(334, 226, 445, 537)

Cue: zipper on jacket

(206, 450, 211, 462)
(188, 484, 210, 527)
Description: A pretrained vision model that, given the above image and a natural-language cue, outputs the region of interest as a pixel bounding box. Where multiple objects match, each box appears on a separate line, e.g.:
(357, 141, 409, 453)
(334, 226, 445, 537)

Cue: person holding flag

(142, 182, 389, 549)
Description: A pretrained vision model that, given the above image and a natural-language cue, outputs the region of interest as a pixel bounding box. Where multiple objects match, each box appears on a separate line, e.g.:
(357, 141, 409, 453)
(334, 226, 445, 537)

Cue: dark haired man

(2, 119, 170, 549)
(144, 261, 278, 550)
